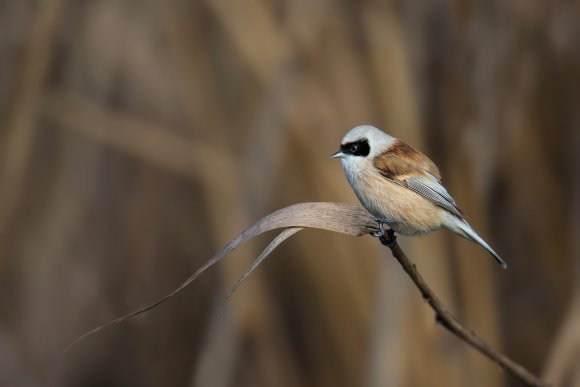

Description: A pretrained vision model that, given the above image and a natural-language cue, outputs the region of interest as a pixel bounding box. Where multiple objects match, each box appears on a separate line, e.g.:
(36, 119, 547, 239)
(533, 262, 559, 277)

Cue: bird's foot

(371, 219, 386, 238)
(371, 220, 397, 247)
(378, 228, 397, 248)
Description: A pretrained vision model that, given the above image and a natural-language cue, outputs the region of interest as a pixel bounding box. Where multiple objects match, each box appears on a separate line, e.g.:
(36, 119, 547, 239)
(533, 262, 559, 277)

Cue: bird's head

(331, 125, 396, 169)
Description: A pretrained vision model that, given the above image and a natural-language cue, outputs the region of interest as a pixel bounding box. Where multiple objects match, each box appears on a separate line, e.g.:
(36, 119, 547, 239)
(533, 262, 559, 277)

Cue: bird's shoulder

(372, 140, 441, 180)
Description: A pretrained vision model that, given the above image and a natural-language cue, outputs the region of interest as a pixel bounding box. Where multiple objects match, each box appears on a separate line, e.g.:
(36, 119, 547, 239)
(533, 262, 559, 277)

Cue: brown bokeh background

(1, 1, 579, 386)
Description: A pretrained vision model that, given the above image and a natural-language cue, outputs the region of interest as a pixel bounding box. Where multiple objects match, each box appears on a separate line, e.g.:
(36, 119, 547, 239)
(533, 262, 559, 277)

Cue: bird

(331, 125, 507, 269)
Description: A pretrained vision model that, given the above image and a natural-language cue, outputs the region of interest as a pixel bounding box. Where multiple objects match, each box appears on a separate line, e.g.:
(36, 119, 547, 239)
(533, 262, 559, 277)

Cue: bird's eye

(342, 139, 370, 157)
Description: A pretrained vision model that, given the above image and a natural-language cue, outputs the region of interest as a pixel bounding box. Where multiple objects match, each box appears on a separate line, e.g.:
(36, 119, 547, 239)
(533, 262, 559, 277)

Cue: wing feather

(402, 175, 463, 218)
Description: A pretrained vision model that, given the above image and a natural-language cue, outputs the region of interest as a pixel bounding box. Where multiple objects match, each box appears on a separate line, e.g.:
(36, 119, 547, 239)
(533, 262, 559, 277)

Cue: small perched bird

(332, 125, 507, 269)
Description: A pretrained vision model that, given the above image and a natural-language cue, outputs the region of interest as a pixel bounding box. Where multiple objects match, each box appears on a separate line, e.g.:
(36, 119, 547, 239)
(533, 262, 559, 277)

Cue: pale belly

(350, 173, 445, 236)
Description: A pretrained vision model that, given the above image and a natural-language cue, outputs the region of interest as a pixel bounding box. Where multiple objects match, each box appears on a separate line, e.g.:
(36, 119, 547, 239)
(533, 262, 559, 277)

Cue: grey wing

(402, 174, 464, 218)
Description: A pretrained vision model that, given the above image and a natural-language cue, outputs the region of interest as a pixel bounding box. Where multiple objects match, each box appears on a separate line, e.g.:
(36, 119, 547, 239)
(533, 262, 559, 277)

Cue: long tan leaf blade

(64, 202, 376, 353)
(216, 227, 303, 317)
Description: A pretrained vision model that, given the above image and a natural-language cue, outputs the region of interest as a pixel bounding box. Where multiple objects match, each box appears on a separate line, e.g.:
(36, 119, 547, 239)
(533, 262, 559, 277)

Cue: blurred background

(1, 0, 579, 386)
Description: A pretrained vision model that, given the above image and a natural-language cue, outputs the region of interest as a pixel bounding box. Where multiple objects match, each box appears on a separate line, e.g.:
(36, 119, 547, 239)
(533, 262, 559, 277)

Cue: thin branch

(378, 231, 551, 387)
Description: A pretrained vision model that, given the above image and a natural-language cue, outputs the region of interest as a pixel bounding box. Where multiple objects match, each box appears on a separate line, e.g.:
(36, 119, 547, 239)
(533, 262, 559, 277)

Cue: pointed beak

(330, 150, 345, 159)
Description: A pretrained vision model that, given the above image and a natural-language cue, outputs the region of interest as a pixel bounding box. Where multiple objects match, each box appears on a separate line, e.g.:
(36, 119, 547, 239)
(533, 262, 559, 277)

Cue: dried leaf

(64, 202, 377, 353)
(216, 227, 304, 317)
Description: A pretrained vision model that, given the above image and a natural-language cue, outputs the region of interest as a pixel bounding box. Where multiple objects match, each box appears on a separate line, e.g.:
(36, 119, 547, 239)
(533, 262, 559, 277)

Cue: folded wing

(401, 174, 464, 218)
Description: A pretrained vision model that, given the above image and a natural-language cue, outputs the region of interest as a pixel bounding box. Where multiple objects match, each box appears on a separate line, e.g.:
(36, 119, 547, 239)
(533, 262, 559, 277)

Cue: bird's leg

(371, 219, 385, 238)
(379, 228, 397, 248)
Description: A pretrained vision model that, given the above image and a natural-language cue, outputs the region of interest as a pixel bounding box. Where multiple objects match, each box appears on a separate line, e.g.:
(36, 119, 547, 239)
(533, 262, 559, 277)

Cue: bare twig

(378, 231, 551, 387)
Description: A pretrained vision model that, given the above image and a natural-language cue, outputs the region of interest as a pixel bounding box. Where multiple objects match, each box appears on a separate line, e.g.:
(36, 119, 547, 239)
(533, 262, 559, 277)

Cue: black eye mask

(341, 139, 370, 157)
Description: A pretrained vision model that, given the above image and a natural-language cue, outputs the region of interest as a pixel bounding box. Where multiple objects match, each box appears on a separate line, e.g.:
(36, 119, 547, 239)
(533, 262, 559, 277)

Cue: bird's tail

(448, 218, 508, 269)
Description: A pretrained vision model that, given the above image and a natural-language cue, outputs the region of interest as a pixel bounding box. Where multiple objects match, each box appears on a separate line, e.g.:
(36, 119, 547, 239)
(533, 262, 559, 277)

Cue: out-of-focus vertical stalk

(363, 3, 464, 387)
(159, 2, 303, 386)
(0, 0, 66, 237)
